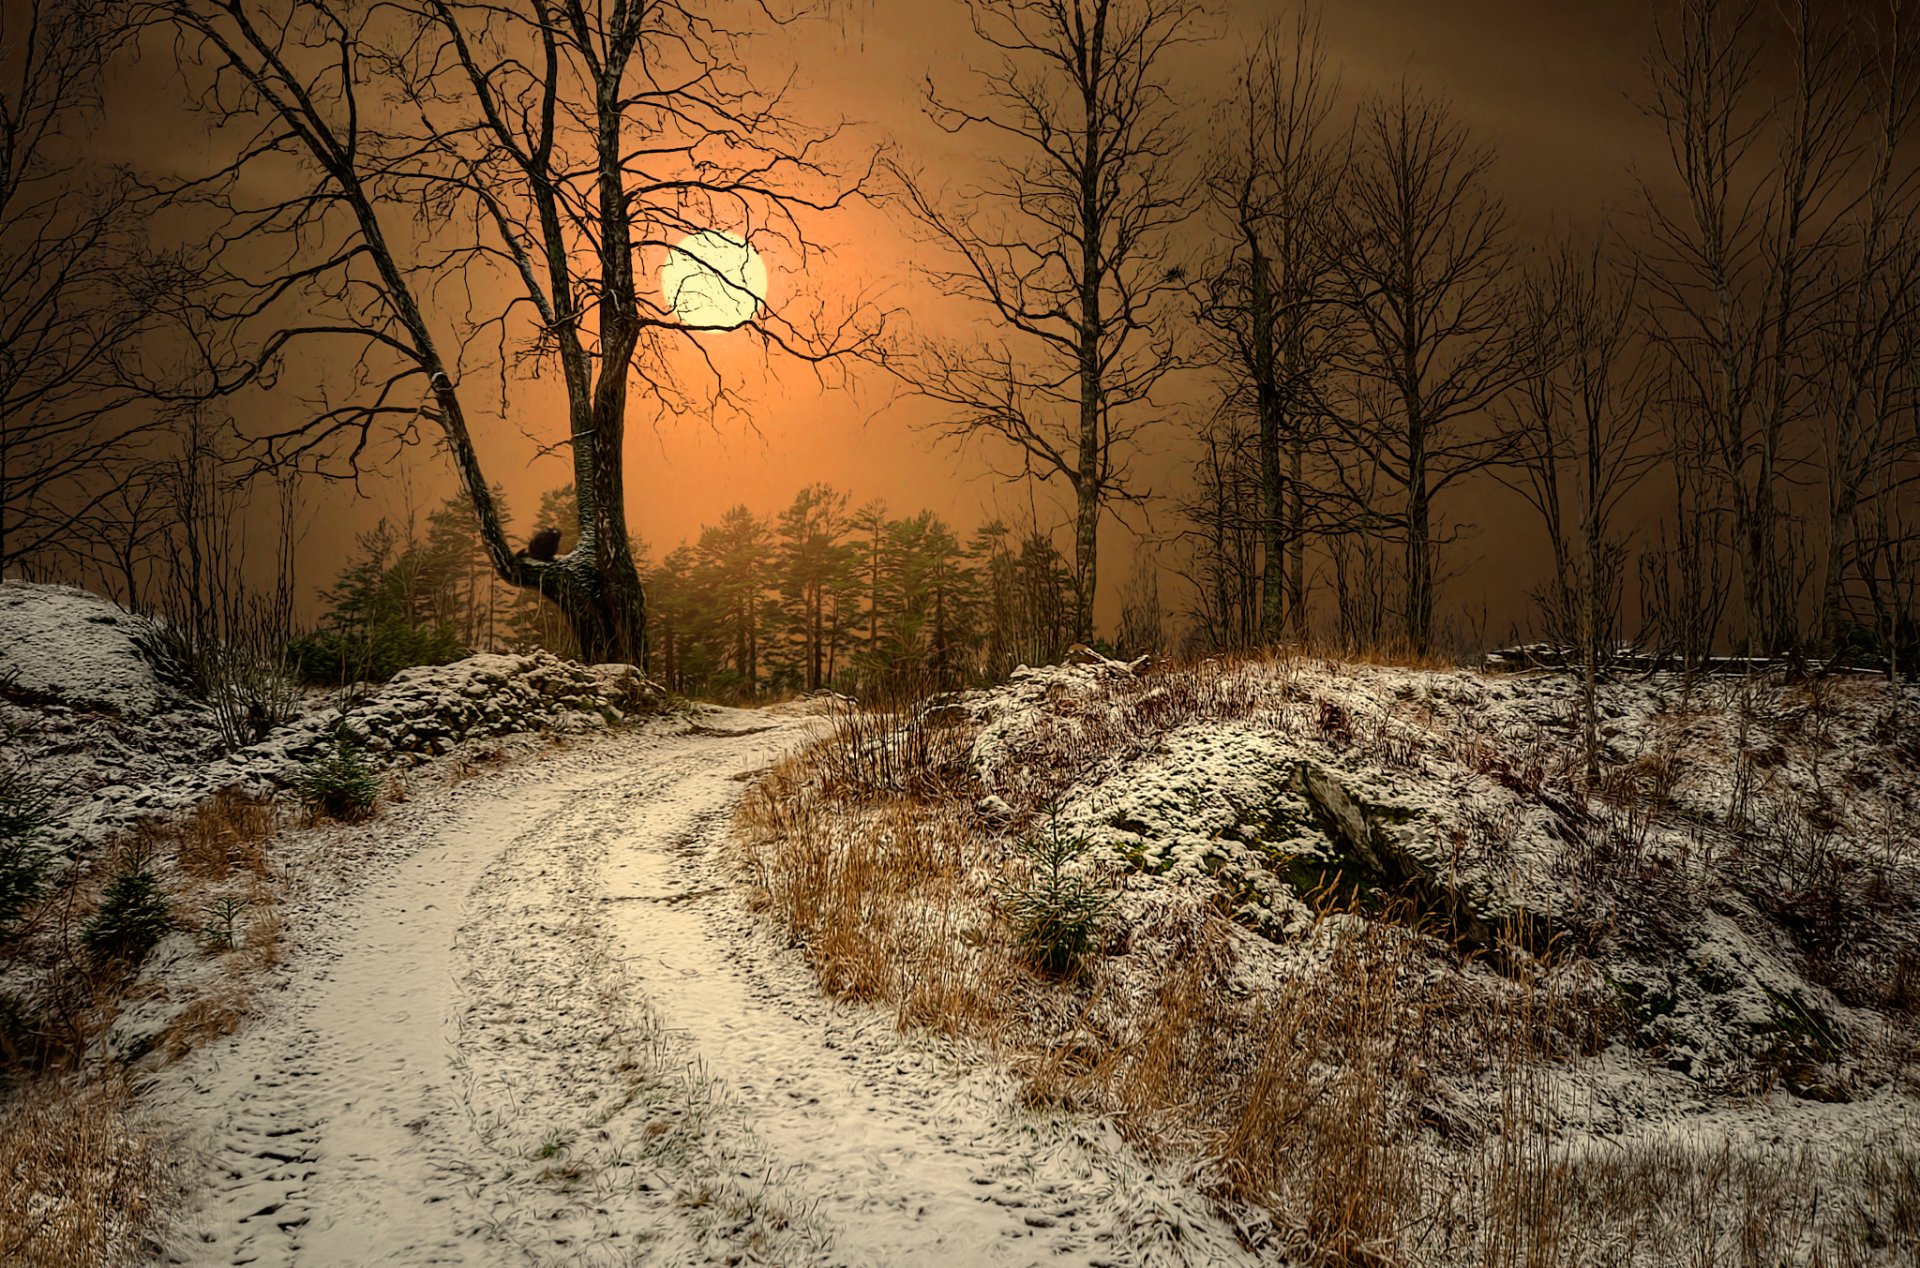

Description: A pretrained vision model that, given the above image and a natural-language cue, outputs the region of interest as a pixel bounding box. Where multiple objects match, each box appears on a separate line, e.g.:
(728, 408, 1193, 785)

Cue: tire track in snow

(152, 710, 1255, 1267)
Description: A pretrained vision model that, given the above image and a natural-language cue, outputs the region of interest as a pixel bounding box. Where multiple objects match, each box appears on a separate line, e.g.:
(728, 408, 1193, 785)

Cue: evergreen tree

(290, 517, 468, 683)
(422, 485, 512, 649)
(695, 506, 773, 697)
(872, 511, 976, 689)
(773, 484, 853, 691)
(849, 499, 889, 658)
(646, 544, 699, 691)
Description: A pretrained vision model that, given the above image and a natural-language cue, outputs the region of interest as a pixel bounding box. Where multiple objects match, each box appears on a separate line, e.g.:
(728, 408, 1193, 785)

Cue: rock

(976, 794, 1015, 821)
(1293, 761, 1555, 954)
(1062, 645, 1144, 675)
(0, 583, 165, 717)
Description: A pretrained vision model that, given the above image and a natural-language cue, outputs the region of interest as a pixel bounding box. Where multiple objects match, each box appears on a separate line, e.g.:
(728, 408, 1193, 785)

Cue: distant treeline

(300, 482, 1141, 697)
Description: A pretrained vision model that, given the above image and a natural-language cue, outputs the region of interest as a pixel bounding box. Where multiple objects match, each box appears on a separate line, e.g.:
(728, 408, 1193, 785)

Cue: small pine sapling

(200, 895, 250, 952)
(82, 849, 174, 970)
(296, 731, 381, 821)
(998, 806, 1115, 978)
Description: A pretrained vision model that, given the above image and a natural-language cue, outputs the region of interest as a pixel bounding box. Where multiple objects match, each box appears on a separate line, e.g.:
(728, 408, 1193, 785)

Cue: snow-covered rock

(54, 651, 667, 850)
(0, 581, 165, 717)
(0, 584, 668, 861)
(949, 649, 1920, 1095)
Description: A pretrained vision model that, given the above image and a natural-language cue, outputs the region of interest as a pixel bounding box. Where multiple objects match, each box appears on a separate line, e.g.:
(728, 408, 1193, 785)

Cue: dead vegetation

(0, 1075, 173, 1268)
(0, 790, 288, 1263)
(732, 650, 1920, 1265)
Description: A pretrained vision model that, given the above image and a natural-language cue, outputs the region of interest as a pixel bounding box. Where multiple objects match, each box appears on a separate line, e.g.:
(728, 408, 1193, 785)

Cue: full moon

(659, 230, 767, 329)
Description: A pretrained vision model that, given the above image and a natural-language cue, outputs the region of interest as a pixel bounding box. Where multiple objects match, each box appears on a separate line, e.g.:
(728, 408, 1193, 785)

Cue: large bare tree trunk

(153, 0, 872, 666)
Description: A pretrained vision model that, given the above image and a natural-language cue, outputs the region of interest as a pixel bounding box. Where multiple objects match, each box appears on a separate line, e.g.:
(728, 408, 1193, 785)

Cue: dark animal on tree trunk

(521, 527, 562, 562)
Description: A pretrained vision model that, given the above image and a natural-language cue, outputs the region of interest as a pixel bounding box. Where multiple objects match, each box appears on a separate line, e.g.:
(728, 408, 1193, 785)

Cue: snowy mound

(269, 652, 661, 766)
(66, 651, 665, 848)
(951, 654, 1920, 1092)
(0, 582, 668, 860)
(0, 581, 164, 717)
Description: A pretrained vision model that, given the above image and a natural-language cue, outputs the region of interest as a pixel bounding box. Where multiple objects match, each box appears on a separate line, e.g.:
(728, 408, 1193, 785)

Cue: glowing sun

(660, 230, 767, 329)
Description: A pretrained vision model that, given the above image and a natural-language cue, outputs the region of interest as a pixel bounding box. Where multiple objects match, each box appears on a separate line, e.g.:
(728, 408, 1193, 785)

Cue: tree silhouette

(885, 0, 1207, 642)
(149, 0, 880, 661)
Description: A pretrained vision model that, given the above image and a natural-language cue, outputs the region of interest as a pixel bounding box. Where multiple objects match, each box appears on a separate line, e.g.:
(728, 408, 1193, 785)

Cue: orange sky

(98, 0, 1696, 639)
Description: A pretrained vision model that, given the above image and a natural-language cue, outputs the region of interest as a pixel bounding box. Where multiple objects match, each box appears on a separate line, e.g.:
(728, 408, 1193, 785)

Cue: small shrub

(288, 619, 466, 687)
(81, 853, 173, 971)
(0, 763, 53, 938)
(997, 808, 1114, 977)
(295, 734, 381, 821)
(199, 895, 249, 952)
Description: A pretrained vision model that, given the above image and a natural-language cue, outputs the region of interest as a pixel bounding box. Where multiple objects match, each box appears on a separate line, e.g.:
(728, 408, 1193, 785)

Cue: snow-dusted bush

(293, 735, 380, 821)
(81, 852, 173, 971)
(997, 810, 1113, 977)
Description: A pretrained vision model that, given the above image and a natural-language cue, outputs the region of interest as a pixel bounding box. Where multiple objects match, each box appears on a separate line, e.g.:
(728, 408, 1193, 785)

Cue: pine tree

(646, 544, 699, 691)
(290, 517, 468, 683)
(849, 499, 889, 659)
(422, 485, 512, 649)
(857, 511, 979, 690)
(773, 484, 853, 691)
(695, 506, 773, 697)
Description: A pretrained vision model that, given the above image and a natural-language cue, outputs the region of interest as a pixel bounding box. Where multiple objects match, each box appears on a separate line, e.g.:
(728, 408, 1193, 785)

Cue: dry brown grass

(242, 883, 283, 969)
(170, 790, 275, 882)
(155, 987, 251, 1064)
(738, 760, 1016, 1039)
(446, 744, 511, 784)
(735, 653, 1920, 1266)
(1215, 919, 1436, 1258)
(0, 1075, 172, 1267)
(1508, 1131, 1920, 1267)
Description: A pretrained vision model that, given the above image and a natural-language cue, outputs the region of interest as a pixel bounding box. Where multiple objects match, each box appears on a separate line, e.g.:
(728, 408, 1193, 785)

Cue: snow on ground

(12, 583, 1918, 1263)
(145, 712, 1260, 1267)
(964, 652, 1920, 1092)
(728, 651, 1919, 1261)
(0, 583, 664, 861)
(0, 582, 166, 718)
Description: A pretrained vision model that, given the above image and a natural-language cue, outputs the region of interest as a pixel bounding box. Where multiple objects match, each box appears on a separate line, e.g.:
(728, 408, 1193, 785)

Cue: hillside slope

(737, 651, 1920, 1265)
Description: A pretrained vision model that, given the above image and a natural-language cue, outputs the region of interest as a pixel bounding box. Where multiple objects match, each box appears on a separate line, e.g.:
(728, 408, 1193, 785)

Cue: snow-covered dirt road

(150, 710, 1252, 1267)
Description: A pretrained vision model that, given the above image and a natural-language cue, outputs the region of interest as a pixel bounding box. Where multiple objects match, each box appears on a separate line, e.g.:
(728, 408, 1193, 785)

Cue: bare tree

(1640, 390, 1736, 673)
(1639, 0, 1872, 656)
(1196, 5, 1345, 643)
(1331, 83, 1521, 654)
(146, 0, 878, 662)
(1114, 544, 1167, 656)
(0, 0, 156, 576)
(1810, 2, 1920, 655)
(1326, 460, 1395, 653)
(140, 413, 305, 746)
(1176, 412, 1260, 650)
(79, 469, 171, 609)
(1504, 241, 1658, 777)
(885, 0, 1208, 644)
